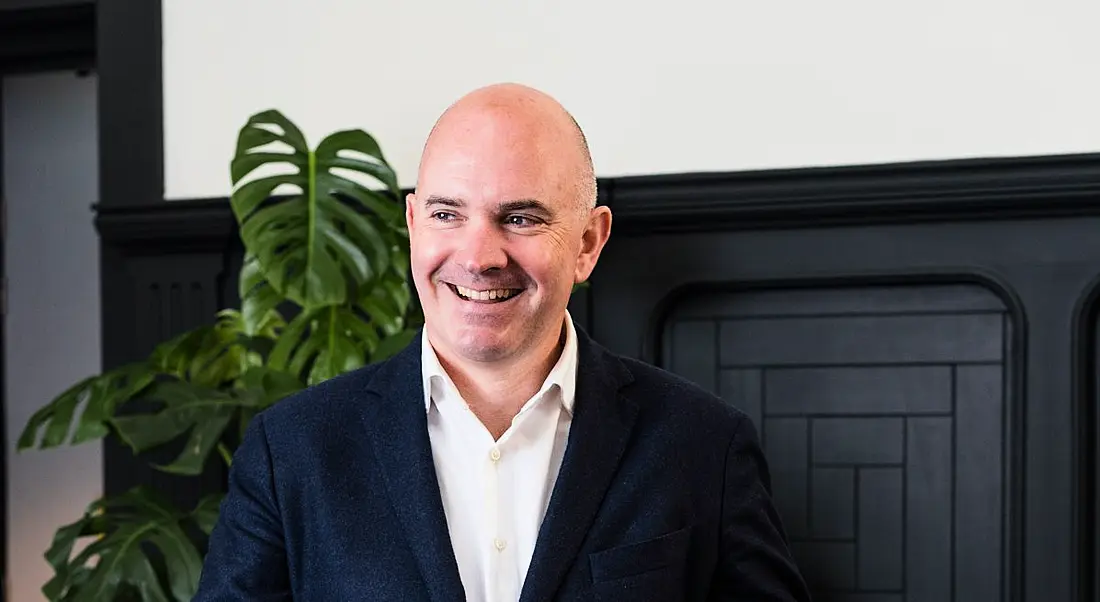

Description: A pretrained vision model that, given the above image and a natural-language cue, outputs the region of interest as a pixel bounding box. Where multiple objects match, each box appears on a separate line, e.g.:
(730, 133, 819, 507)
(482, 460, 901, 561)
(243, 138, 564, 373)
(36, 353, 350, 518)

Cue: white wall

(3, 72, 102, 602)
(162, 0, 1100, 200)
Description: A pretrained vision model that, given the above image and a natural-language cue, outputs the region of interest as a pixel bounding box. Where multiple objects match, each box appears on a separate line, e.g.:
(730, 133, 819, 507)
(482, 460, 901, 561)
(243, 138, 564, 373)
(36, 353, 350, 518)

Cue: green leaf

(267, 307, 316, 372)
(191, 494, 224, 536)
(359, 295, 402, 336)
(239, 253, 285, 337)
(307, 308, 367, 384)
(148, 315, 250, 389)
(42, 487, 203, 602)
(229, 174, 300, 224)
(234, 109, 309, 159)
(109, 381, 240, 476)
(120, 554, 172, 602)
(42, 512, 94, 600)
(230, 109, 404, 311)
(316, 172, 401, 224)
(18, 363, 155, 451)
(238, 366, 304, 408)
(269, 305, 388, 385)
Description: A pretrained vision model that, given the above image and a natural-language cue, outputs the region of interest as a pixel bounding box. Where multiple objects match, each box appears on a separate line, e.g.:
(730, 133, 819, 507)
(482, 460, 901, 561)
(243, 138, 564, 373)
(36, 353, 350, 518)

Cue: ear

(574, 206, 612, 284)
(405, 192, 417, 231)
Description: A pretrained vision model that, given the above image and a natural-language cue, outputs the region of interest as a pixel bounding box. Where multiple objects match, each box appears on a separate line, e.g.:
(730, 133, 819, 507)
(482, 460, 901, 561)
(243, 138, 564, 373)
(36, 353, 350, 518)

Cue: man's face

(406, 109, 602, 364)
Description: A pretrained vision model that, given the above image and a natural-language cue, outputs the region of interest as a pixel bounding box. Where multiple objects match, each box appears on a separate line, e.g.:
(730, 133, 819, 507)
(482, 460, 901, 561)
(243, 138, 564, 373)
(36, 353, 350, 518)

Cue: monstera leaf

(229, 109, 406, 311)
(150, 310, 275, 389)
(109, 381, 241, 476)
(267, 305, 379, 386)
(42, 487, 214, 602)
(18, 363, 156, 452)
(238, 253, 284, 336)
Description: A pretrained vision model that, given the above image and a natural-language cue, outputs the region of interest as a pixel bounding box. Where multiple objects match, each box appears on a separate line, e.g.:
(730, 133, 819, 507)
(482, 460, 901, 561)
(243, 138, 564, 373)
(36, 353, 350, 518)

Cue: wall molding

(97, 151, 1100, 247)
(96, 197, 238, 250)
(606, 152, 1100, 234)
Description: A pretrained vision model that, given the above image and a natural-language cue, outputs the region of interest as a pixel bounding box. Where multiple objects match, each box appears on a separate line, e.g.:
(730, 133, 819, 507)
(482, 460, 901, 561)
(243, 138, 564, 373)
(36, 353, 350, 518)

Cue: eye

(504, 214, 538, 227)
(431, 211, 456, 222)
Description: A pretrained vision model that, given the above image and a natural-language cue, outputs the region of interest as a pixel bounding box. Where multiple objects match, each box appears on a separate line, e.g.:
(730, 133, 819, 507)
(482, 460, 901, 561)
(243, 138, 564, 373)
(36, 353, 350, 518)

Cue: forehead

(416, 110, 573, 209)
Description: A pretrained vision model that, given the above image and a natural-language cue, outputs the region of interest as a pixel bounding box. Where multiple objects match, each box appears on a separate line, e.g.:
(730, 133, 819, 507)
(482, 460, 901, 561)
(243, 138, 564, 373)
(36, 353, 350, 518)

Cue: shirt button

(489, 448, 501, 462)
(494, 538, 507, 551)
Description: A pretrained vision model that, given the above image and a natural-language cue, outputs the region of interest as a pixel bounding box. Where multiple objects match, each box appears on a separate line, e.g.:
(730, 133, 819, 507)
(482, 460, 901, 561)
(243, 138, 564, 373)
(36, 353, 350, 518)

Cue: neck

(432, 318, 567, 438)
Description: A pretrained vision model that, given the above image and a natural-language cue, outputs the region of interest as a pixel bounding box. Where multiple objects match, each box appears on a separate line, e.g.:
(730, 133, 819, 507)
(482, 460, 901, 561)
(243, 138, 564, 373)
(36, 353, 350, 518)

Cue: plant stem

(328, 306, 337, 373)
(218, 443, 233, 467)
(306, 149, 316, 302)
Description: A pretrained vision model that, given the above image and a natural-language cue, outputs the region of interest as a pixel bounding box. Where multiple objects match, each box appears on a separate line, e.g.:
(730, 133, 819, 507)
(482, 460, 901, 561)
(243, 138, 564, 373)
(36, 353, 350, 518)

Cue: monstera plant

(16, 110, 420, 601)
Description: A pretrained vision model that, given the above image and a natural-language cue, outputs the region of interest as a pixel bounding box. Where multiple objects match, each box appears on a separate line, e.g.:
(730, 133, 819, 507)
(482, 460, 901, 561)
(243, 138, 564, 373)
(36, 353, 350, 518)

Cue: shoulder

(253, 361, 387, 437)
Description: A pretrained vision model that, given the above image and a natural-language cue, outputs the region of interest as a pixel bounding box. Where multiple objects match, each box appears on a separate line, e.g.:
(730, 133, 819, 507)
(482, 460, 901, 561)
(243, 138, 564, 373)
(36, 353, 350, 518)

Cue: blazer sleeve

(193, 412, 292, 602)
(709, 414, 813, 601)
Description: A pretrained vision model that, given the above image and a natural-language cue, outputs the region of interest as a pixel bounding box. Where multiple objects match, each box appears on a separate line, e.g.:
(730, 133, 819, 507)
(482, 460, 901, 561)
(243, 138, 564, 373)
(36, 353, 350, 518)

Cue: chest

(427, 399, 572, 600)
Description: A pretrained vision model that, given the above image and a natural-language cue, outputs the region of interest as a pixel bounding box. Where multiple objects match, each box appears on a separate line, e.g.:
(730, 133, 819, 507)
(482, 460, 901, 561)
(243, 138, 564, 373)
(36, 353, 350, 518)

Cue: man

(194, 83, 810, 601)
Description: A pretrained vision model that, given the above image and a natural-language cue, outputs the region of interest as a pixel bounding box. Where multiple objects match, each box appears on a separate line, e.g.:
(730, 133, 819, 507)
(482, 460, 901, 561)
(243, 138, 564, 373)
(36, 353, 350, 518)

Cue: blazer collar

(518, 326, 636, 602)
(359, 323, 636, 602)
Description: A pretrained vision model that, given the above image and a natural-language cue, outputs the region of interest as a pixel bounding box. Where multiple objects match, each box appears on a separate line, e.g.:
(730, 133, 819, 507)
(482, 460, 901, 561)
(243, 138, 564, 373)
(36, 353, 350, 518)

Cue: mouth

(447, 283, 524, 304)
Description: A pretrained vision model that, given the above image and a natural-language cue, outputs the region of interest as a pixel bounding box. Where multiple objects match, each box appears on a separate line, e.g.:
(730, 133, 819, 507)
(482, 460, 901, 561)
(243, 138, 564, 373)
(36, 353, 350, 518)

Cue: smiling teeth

(455, 285, 518, 301)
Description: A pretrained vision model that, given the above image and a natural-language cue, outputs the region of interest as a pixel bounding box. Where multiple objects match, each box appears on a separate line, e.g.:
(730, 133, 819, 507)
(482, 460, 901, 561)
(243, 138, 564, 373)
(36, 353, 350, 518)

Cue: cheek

(520, 238, 574, 287)
(409, 235, 448, 282)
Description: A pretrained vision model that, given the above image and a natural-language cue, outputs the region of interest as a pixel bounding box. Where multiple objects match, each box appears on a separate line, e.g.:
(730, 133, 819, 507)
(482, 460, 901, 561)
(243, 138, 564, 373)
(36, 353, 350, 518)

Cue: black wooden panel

(1092, 309, 1100, 602)
(1092, 307, 1100, 602)
(102, 249, 232, 509)
(130, 255, 222, 351)
(766, 367, 953, 415)
(1074, 278, 1100, 602)
(812, 468, 853, 539)
(719, 313, 1003, 366)
(956, 365, 1004, 600)
(0, 3, 95, 74)
(906, 417, 953, 602)
(673, 283, 1007, 319)
(858, 468, 903, 590)
(96, 0, 161, 209)
(661, 283, 1009, 601)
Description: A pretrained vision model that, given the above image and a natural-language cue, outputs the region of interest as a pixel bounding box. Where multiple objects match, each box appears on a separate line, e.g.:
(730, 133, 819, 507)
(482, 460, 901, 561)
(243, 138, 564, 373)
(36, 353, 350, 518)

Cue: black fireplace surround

(95, 152, 1100, 602)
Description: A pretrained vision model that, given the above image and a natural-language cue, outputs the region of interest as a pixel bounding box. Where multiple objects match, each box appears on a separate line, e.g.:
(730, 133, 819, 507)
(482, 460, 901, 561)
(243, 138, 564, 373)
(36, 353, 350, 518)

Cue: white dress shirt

(421, 312, 578, 602)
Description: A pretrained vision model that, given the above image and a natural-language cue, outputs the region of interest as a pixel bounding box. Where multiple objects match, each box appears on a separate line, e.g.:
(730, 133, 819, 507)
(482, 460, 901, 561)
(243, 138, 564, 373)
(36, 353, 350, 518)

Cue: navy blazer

(194, 326, 810, 601)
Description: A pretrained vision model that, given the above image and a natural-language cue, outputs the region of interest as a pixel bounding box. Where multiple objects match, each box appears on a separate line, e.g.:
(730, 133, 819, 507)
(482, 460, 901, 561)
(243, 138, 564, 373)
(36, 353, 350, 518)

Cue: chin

(452, 330, 517, 363)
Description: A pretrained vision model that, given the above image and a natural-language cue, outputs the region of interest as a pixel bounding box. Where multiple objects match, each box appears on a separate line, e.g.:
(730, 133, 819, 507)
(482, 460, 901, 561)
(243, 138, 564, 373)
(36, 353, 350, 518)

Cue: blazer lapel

(357, 334, 466, 602)
(519, 328, 638, 602)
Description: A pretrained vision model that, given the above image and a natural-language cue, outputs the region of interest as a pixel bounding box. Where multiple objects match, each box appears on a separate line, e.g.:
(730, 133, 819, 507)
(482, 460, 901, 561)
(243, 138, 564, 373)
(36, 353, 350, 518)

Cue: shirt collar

(421, 310, 579, 415)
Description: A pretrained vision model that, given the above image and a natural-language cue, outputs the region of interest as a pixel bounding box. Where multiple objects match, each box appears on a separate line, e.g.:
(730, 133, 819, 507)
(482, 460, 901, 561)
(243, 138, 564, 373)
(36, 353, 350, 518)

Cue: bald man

(194, 84, 810, 602)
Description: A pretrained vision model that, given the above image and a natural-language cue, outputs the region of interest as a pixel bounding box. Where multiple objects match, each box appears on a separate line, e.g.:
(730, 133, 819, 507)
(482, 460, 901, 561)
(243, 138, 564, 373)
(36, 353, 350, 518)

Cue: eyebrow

(498, 199, 553, 217)
(422, 195, 555, 217)
(423, 195, 463, 208)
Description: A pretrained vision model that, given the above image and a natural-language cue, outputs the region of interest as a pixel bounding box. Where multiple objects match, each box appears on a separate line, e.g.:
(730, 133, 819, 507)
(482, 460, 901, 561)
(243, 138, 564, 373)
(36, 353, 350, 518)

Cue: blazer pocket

(589, 525, 693, 583)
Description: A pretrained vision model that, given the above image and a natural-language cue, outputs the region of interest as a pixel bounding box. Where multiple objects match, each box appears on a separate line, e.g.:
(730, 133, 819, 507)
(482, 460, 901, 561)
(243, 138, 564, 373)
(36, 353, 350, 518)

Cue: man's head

(406, 83, 612, 366)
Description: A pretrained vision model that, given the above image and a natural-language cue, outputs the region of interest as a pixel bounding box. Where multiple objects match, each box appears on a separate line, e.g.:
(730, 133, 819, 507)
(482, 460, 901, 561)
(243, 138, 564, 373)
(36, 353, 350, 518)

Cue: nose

(454, 218, 508, 274)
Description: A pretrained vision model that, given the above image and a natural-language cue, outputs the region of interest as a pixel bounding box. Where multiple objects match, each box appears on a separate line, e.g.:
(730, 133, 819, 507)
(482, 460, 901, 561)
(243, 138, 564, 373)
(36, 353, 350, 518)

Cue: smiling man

(194, 83, 810, 601)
